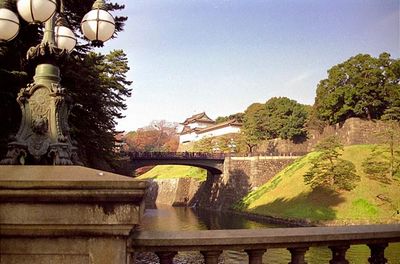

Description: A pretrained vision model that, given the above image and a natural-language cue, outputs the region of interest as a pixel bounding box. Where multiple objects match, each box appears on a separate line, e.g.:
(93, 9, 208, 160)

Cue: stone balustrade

(128, 151, 308, 160)
(0, 165, 148, 264)
(129, 224, 400, 264)
(129, 151, 226, 160)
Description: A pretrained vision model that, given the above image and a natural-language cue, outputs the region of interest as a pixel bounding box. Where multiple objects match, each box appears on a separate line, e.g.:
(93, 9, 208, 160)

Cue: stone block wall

(195, 157, 297, 210)
(144, 157, 297, 210)
(259, 118, 396, 154)
(145, 178, 201, 208)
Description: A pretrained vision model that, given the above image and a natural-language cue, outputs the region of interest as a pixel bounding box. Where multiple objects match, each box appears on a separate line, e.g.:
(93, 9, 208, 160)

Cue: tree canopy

(125, 120, 179, 152)
(0, 1, 131, 170)
(215, 112, 244, 124)
(313, 52, 400, 124)
(304, 136, 360, 191)
(241, 97, 309, 150)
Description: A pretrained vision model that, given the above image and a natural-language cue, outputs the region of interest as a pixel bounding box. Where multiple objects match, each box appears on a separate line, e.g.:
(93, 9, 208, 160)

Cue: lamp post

(0, 0, 115, 165)
(227, 138, 236, 153)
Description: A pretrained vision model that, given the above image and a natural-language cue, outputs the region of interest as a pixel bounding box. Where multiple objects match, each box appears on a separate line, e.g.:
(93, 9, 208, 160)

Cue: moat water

(138, 205, 400, 264)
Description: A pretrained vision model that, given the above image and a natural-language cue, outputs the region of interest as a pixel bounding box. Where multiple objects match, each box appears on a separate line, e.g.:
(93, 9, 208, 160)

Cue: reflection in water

(137, 205, 208, 231)
(139, 206, 400, 264)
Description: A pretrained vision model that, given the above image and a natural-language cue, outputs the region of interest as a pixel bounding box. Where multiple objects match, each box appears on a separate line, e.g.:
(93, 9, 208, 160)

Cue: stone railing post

(368, 243, 388, 264)
(201, 250, 222, 264)
(0, 165, 148, 264)
(288, 247, 309, 264)
(329, 245, 350, 264)
(245, 249, 266, 264)
(155, 251, 177, 264)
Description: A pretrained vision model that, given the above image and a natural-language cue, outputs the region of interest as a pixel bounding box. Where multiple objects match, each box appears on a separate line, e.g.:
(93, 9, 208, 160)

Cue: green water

(139, 205, 400, 263)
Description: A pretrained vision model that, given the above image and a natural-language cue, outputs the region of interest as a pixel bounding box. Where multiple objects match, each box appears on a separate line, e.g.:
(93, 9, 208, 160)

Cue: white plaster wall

(198, 126, 241, 139)
(179, 132, 198, 143)
(188, 122, 209, 129)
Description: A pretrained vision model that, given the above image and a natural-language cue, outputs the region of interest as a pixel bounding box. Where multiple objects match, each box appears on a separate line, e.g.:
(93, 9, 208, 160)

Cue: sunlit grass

(136, 165, 207, 182)
(236, 145, 400, 223)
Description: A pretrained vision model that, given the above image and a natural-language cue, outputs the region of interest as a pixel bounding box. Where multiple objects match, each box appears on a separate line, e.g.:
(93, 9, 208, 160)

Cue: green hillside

(235, 145, 400, 224)
(137, 165, 207, 182)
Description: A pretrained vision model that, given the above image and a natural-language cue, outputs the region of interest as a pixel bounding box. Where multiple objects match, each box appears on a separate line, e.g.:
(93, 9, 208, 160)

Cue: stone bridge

(128, 152, 225, 174)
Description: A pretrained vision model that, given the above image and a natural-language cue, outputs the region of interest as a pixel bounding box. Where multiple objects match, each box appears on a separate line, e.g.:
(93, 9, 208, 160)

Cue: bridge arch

(128, 152, 225, 175)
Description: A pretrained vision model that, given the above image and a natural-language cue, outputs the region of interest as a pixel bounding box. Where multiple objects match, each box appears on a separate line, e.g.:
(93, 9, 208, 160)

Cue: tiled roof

(180, 126, 202, 135)
(180, 119, 242, 135)
(181, 112, 215, 125)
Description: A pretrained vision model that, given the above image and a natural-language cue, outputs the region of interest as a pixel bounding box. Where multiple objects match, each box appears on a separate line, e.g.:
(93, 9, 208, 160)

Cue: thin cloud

(285, 71, 313, 88)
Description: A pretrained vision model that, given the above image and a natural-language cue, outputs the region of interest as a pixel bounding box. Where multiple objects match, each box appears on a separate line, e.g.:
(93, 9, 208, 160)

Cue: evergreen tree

(215, 112, 244, 124)
(241, 103, 266, 152)
(0, 1, 131, 170)
(314, 52, 400, 124)
(63, 50, 132, 168)
(362, 112, 400, 181)
(263, 97, 308, 141)
(193, 137, 214, 153)
(304, 136, 360, 191)
(241, 97, 309, 151)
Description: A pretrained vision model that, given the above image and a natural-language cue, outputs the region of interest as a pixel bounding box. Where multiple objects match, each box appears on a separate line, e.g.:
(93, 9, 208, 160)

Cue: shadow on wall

(190, 169, 252, 211)
(249, 187, 345, 221)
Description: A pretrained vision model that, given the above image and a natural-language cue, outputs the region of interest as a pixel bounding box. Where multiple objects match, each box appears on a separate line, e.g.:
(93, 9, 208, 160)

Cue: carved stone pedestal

(0, 165, 148, 264)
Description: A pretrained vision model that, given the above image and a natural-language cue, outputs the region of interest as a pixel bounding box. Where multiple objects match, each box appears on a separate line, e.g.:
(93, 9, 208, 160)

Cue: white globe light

(0, 8, 19, 41)
(17, 0, 57, 23)
(55, 26, 76, 52)
(81, 9, 115, 45)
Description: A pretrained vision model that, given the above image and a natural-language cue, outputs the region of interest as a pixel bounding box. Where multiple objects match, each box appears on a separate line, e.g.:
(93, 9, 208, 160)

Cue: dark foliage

(0, 1, 131, 170)
(313, 52, 400, 124)
(304, 136, 360, 191)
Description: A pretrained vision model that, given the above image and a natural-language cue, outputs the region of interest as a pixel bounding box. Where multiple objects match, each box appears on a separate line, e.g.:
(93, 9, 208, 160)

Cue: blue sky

(101, 0, 399, 132)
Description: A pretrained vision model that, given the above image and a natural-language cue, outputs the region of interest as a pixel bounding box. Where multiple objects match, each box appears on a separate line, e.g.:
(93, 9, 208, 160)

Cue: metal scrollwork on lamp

(0, 0, 115, 165)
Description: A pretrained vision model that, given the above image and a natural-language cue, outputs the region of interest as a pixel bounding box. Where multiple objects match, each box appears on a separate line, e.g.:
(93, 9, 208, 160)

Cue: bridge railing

(129, 224, 400, 264)
(128, 151, 309, 160)
(129, 151, 226, 160)
(227, 151, 309, 157)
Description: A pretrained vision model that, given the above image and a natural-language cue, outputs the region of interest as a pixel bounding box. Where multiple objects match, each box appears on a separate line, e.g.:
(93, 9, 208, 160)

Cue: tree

(314, 53, 400, 124)
(263, 97, 308, 141)
(304, 136, 360, 191)
(192, 136, 214, 152)
(215, 112, 244, 124)
(241, 103, 266, 152)
(241, 97, 309, 152)
(362, 111, 400, 181)
(0, 1, 131, 170)
(64, 50, 132, 168)
(125, 120, 179, 152)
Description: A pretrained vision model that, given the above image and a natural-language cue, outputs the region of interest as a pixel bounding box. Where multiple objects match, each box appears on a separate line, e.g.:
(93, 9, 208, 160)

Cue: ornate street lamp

(16, 0, 57, 24)
(0, 1, 19, 41)
(0, 0, 116, 165)
(227, 138, 236, 153)
(81, 0, 115, 47)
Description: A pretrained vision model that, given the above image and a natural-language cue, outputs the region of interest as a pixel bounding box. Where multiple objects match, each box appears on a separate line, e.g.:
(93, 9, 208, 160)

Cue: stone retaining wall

(259, 117, 396, 154)
(147, 157, 296, 210)
(145, 178, 201, 208)
(195, 157, 297, 210)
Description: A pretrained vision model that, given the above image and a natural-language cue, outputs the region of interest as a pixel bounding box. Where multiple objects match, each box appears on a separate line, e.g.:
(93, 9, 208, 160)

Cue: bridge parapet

(129, 151, 225, 160)
(128, 151, 308, 160)
(128, 152, 225, 175)
(129, 224, 400, 263)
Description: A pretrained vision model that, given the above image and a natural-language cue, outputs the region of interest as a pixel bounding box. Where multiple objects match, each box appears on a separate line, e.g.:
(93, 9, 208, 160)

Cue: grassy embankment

(235, 144, 400, 224)
(136, 165, 207, 182)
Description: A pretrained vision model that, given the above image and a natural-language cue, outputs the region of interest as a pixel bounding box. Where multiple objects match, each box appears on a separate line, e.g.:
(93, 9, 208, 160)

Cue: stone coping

(230, 156, 300, 161)
(0, 165, 148, 189)
(130, 224, 400, 251)
(1, 224, 135, 237)
(0, 165, 148, 202)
